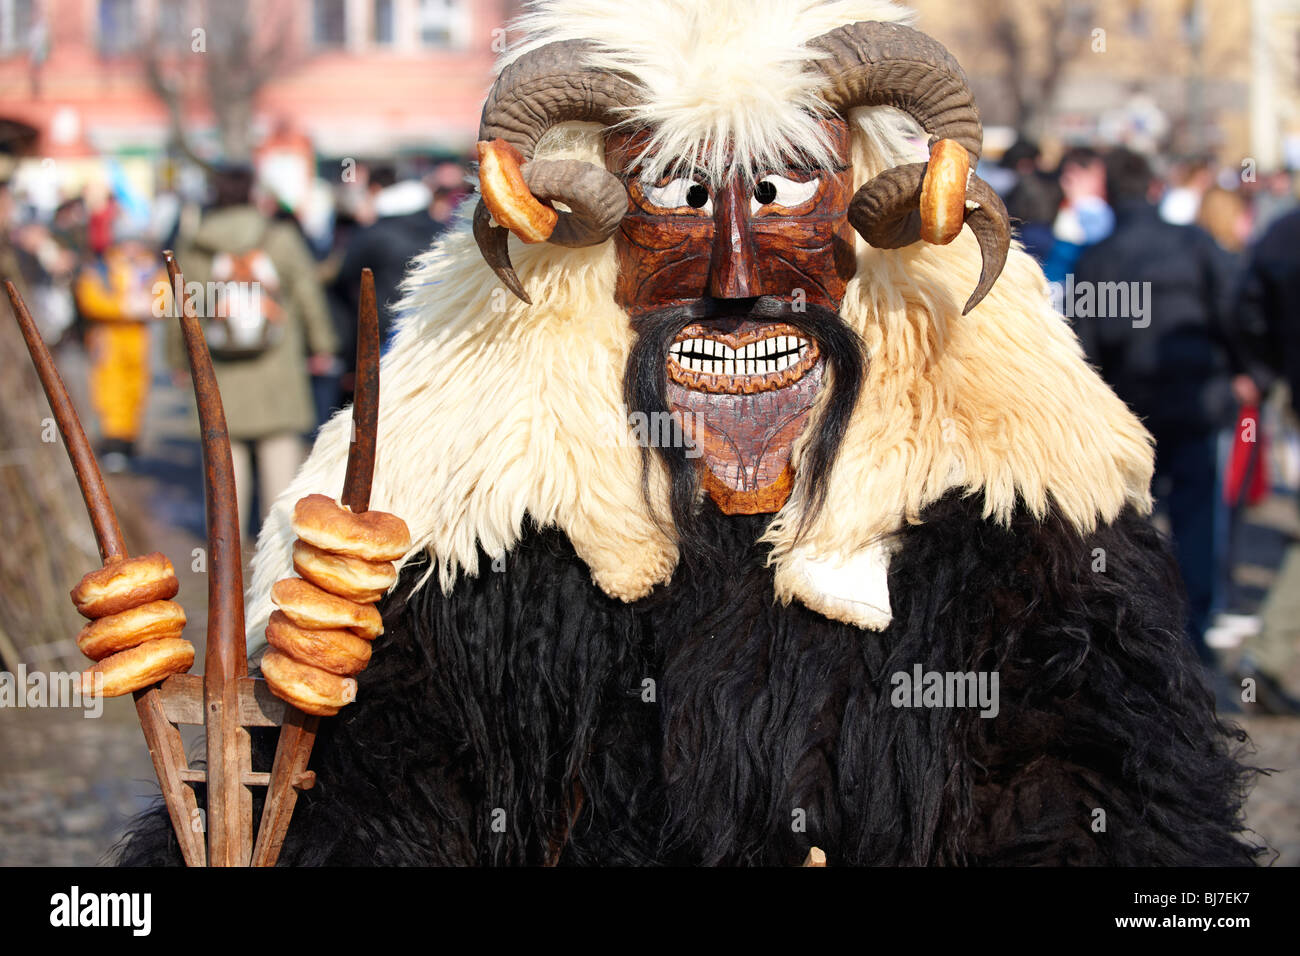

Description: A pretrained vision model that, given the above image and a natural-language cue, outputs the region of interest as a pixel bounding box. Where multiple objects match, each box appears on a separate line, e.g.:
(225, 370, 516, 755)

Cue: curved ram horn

(808, 20, 1011, 311)
(959, 176, 1011, 315)
(473, 39, 642, 299)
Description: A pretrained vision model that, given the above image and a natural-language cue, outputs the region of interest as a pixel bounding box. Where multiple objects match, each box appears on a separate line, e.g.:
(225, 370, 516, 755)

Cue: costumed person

(74, 211, 165, 473)
(112, 0, 1258, 865)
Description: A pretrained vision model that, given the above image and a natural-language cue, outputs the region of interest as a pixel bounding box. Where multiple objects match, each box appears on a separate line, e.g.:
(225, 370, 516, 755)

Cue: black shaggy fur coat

(115, 491, 1262, 866)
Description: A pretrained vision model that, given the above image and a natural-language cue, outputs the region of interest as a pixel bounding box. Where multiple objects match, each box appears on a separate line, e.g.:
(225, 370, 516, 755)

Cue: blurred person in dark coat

(1234, 206, 1300, 713)
(1073, 149, 1253, 676)
(332, 168, 462, 401)
(1006, 168, 1063, 267)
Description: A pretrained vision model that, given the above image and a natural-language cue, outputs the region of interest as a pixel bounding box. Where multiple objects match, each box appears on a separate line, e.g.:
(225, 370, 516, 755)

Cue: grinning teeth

(670, 333, 814, 380)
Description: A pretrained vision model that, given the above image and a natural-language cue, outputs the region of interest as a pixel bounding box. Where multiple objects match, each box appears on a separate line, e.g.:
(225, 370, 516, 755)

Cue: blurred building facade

(2, 0, 1297, 201)
(912, 0, 1298, 169)
(0, 0, 521, 164)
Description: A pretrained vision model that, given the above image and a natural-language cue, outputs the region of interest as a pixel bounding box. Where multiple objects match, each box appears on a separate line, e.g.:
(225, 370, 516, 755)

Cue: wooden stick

(4, 279, 206, 866)
(342, 268, 379, 514)
(252, 267, 379, 867)
(802, 847, 827, 867)
(166, 250, 251, 867)
(5, 282, 125, 563)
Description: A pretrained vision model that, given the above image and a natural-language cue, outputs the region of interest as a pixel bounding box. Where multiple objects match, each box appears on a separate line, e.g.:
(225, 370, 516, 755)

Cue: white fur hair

(504, 0, 921, 186)
(244, 0, 1153, 650)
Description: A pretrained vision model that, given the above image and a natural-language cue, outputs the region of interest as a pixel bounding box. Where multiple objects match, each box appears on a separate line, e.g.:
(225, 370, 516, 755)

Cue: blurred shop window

(419, 0, 468, 49)
(374, 0, 394, 46)
(97, 0, 137, 56)
(0, 0, 34, 56)
(313, 0, 346, 48)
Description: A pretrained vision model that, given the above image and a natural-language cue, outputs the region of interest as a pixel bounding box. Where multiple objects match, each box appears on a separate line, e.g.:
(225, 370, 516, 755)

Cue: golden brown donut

(260, 648, 357, 716)
(292, 539, 396, 604)
(920, 138, 970, 245)
(76, 599, 187, 661)
(477, 138, 558, 243)
(291, 494, 411, 562)
(265, 610, 372, 676)
(271, 577, 383, 639)
(71, 552, 179, 619)
(81, 637, 195, 698)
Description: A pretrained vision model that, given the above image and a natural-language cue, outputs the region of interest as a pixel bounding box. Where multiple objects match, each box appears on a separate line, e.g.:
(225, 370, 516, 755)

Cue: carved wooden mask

(607, 119, 857, 515)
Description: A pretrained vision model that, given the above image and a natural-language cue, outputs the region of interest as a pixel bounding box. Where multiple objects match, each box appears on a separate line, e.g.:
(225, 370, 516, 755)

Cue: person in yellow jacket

(74, 235, 165, 473)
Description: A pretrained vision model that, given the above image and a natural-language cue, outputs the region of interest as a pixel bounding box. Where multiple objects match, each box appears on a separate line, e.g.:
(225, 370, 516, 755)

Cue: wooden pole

(166, 251, 251, 867)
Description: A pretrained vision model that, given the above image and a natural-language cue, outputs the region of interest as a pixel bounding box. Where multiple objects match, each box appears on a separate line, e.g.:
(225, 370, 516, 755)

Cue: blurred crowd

(985, 141, 1300, 714)
(0, 153, 470, 536)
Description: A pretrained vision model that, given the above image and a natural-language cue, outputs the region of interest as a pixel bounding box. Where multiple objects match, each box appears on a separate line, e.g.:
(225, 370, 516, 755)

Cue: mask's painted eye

(751, 175, 819, 213)
(642, 178, 712, 214)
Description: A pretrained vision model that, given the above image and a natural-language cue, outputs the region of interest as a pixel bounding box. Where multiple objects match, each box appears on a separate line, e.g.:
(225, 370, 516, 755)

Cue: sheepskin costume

(246, 0, 1153, 639)
(120, 0, 1260, 866)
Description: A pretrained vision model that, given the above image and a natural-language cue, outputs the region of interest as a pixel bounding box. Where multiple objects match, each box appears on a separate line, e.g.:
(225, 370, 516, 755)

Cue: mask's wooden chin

(700, 465, 795, 515)
(666, 361, 824, 516)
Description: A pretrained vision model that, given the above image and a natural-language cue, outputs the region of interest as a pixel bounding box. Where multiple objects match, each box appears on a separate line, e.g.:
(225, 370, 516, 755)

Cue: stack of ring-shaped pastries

(262, 494, 410, 716)
(71, 552, 194, 697)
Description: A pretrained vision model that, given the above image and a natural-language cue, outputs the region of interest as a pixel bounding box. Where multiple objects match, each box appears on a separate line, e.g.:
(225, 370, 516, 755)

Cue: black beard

(624, 296, 866, 571)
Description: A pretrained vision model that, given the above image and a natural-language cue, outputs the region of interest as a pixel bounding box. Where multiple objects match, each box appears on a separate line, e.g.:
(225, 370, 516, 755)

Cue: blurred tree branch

(972, 0, 1094, 137)
(143, 0, 304, 165)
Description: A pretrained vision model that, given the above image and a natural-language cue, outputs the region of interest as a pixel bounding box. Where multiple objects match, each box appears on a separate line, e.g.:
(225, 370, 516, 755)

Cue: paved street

(1, 364, 1298, 866)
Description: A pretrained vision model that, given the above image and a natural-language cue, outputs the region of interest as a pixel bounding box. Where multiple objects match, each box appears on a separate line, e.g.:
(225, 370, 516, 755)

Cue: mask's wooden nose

(708, 178, 761, 299)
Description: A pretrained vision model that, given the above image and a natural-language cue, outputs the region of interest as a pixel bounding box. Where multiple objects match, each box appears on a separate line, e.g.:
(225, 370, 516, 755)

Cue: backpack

(201, 228, 287, 359)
